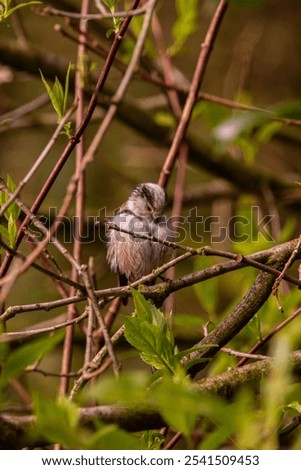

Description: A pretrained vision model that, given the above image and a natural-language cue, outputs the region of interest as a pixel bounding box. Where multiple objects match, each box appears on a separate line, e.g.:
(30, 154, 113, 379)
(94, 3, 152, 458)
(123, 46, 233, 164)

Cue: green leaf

(126, 289, 177, 371)
(285, 401, 301, 414)
(275, 100, 301, 119)
(154, 376, 201, 438)
(40, 66, 72, 123)
(52, 76, 64, 120)
(0, 224, 9, 241)
(132, 289, 175, 346)
(131, 287, 154, 323)
(40, 70, 61, 119)
(0, 332, 63, 386)
(154, 112, 176, 128)
(33, 392, 146, 450)
(7, 213, 17, 247)
(0, 1, 41, 22)
(193, 101, 231, 128)
(125, 316, 175, 372)
(33, 394, 82, 449)
(256, 121, 283, 144)
(5, 174, 21, 221)
(85, 370, 151, 405)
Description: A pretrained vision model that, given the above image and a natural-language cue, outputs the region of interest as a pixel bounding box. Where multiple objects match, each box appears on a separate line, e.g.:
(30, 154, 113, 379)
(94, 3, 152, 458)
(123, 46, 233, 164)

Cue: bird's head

(127, 183, 167, 220)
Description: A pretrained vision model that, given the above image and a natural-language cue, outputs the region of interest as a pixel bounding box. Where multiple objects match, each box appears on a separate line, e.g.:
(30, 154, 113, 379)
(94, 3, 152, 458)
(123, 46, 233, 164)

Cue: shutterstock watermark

(27, 206, 275, 245)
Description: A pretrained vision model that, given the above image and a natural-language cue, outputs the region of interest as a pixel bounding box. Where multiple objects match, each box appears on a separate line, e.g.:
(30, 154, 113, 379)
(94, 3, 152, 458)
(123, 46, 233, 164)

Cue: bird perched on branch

(106, 182, 174, 304)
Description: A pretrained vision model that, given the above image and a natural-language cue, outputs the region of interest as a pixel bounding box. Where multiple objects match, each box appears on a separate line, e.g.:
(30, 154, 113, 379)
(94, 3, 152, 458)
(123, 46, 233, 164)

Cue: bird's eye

(146, 202, 153, 212)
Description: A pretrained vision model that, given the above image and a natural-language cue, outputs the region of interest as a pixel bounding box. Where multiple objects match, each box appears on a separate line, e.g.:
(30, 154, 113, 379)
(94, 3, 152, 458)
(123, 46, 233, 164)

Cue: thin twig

(69, 324, 125, 400)
(158, 0, 228, 188)
(58, 0, 90, 399)
(272, 234, 301, 294)
(40, 4, 147, 20)
(84, 259, 97, 368)
(0, 309, 89, 342)
(221, 347, 269, 361)
(80, 265, 120, 377)
(0, 0, 141, 284)
(0, 181, 82, 281)
(0, 237, 84, 291)
(82, 0, 158, 164)
(0, 93, 49, 122)
(237, 305, 301, 367)
(104, 223, 301, 287)
(1, 239, 300, 322)
(0, 105, 76, 219)
(152, 9, 188, 313)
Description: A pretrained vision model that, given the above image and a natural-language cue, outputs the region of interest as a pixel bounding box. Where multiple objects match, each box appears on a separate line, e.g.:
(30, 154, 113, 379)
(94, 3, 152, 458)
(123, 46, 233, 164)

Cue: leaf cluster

(0, 176, 21, 252)
(0, 0, 41, 22)
(40, 64, 73, 137)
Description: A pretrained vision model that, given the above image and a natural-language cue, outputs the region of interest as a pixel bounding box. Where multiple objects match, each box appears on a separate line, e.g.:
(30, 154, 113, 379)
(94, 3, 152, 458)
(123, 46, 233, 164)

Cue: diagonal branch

(0, 0, 141, 283)
(158, 0, 228, 188)
(182, 246, 296, 376)
(1, 351, 301, 448)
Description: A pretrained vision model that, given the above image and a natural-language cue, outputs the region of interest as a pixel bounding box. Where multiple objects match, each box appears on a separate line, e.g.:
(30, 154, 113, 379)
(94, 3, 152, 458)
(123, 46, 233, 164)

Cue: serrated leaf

(128, 289, 176, 371)
(0, 176, 20, 224)
(0, 332, 63, 385)
(5, 174, 21, 221)
(124, 316, 175, 372)
(131, 289, 174, 345)
(131, 287, 153, 322)
(40, 69, 70, 122)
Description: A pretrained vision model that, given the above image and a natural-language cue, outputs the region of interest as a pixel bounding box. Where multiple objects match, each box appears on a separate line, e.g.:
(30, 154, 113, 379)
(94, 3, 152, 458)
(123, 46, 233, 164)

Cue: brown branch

(0, 105, 76, 219)
(0, 37, 297, 201)
(1, 351, 301, 448)
(237, 305, 301, 367)
(58, 0, 90, 398)
(182, 243, 297, 376)
(1, 239, 300, 322)
(0, 0, 141, 283)
(39, 4, 148, 20)
(158, 0, 228, 188)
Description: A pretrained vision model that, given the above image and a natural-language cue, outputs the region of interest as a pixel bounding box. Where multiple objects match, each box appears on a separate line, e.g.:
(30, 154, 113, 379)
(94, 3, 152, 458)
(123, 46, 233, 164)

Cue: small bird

(106, 183, 174, 304)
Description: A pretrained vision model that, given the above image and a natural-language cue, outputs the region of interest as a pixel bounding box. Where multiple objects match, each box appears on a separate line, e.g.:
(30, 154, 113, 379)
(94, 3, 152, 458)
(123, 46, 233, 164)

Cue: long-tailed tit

(106, 183, 174, 304)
